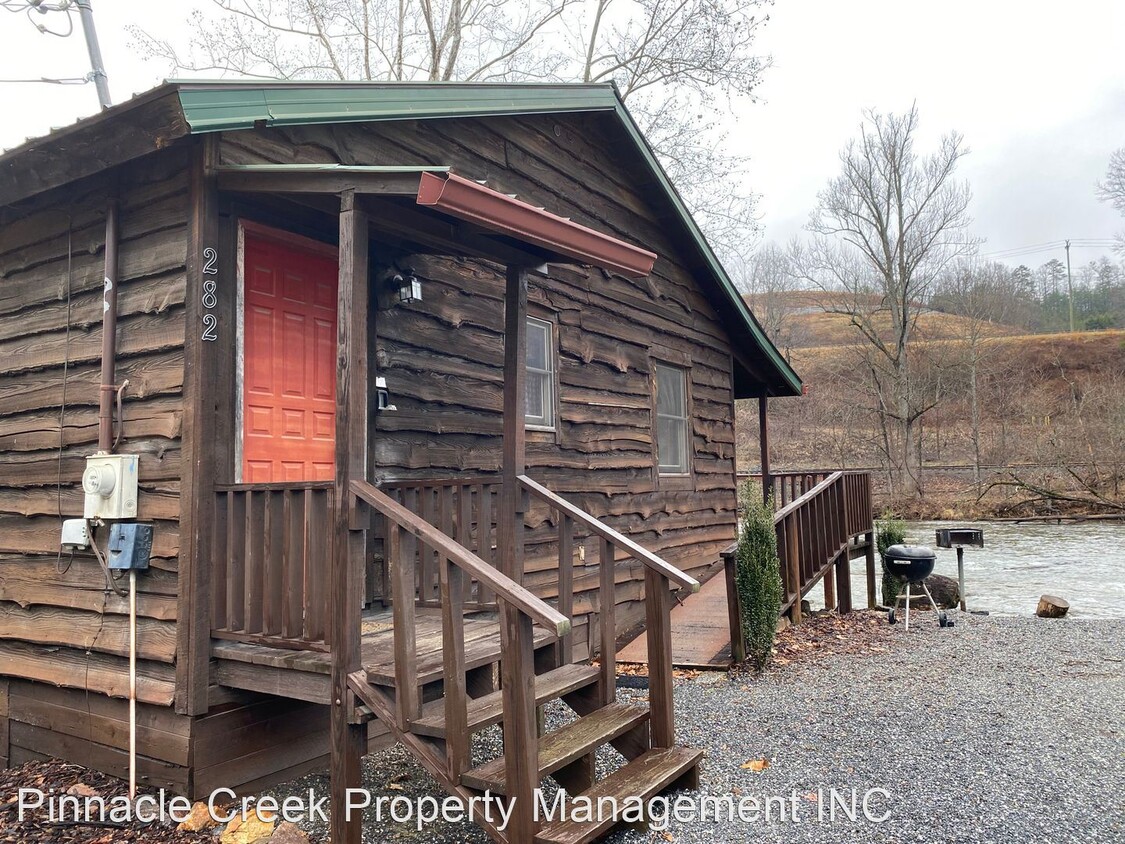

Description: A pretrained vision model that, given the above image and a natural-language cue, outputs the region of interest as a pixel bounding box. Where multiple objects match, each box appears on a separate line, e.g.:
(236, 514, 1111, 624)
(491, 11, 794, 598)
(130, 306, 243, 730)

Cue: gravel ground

(265, 614, 1125, 843)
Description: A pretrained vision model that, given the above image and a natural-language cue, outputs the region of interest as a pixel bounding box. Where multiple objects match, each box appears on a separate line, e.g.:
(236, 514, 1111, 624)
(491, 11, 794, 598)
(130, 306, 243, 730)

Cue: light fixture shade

(397, 275, 422, 303)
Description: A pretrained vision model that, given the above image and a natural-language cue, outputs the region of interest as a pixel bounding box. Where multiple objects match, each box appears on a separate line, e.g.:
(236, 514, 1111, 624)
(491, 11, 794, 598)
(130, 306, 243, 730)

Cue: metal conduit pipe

(98, 200, 120, 453)
(95, 199, 138, 800)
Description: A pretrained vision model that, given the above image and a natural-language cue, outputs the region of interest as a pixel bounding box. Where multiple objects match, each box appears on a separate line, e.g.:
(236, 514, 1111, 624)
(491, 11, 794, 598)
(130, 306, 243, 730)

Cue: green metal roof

(175, 81, 621, 133)
(170, 80, 800, 396)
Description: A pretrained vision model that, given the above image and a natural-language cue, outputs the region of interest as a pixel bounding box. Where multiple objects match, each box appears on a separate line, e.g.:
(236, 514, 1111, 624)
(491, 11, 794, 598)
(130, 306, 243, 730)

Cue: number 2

(202, 313, 217, 341)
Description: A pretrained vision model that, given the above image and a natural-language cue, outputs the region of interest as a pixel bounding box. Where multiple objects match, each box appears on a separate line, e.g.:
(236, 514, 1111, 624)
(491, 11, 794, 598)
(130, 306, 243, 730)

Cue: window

(654, 362, 689, 474)
(525, 317, 555, 428)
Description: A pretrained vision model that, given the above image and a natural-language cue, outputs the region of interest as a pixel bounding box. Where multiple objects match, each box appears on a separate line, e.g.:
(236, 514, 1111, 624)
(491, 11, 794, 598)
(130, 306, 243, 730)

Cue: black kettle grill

(884, 544, 952, 629)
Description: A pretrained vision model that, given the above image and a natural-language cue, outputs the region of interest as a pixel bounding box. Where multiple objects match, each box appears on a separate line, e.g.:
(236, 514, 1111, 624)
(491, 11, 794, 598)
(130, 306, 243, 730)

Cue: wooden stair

(460, 701, 650, 793)
(346, 477, 703, 844)
(348, 656, 702, 844)
(411, 663, 601, 738)
(535, 747, 704, 844)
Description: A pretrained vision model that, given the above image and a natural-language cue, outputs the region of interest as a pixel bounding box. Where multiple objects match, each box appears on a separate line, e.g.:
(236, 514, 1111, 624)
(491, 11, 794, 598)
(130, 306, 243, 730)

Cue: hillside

(737, 315, 1125, 518)
(746, 290, 1026, 350)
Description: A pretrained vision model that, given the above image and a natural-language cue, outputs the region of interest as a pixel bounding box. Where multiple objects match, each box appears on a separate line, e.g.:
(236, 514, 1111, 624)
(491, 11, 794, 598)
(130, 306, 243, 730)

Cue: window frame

(650, 353, 694, 490)
(524, 314, 558, 433)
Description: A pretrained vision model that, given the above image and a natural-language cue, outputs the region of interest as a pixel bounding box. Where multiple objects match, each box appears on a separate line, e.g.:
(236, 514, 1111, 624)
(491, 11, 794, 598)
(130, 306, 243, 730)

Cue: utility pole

(74, 1, 112, 109)
(1064, 239, 1074, 333)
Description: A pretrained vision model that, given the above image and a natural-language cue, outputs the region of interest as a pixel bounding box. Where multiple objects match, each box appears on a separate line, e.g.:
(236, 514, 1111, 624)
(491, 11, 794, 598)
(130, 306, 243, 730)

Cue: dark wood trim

(758, 396, 771, 505)
(330, 189, 368, 844)
(499, 264, 538, 840)
(501, 265, 529, 583)
(177, 134, 220, 716)
(217, 167, 432, 196)
(0, 91, 190, 207)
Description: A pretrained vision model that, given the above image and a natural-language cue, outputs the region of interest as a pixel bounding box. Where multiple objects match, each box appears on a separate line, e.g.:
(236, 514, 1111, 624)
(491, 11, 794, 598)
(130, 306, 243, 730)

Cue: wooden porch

(205, 470, 704, 843)
(618, 469, 876, 668)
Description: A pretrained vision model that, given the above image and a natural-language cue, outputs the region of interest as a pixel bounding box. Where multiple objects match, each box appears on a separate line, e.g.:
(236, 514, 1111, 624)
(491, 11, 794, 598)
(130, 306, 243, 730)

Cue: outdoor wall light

(394, 271, 422, 304)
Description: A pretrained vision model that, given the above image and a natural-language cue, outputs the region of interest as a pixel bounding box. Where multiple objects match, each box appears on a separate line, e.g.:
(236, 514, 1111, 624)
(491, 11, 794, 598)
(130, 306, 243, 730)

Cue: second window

(654, 362, 689, 475)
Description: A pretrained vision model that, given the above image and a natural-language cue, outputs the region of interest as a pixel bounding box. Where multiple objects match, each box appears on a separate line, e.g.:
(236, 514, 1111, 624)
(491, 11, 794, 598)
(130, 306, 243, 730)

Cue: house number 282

(201, 247, 218, 341)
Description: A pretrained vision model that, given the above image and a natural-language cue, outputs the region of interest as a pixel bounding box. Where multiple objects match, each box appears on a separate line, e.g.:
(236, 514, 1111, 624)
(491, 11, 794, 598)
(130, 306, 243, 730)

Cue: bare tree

(131, 0, 773, 260)
(1097, 147, 1125, 254)
(732, 241, 798, 357)
(791, 104, 976, 496)
(934, 260, 1018, 490)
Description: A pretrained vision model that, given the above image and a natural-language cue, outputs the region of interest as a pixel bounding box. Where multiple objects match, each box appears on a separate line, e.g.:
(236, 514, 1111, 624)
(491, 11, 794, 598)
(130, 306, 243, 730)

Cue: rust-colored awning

(416, 171, 657, 278)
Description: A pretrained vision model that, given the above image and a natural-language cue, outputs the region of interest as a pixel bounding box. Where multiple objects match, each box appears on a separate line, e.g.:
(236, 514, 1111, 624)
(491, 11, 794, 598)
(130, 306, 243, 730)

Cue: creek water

(809, 520, 1125, 619)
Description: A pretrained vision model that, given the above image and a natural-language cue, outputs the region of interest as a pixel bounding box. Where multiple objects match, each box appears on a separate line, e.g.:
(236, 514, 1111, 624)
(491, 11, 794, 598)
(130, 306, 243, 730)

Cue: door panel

(242, 230, 338, 482)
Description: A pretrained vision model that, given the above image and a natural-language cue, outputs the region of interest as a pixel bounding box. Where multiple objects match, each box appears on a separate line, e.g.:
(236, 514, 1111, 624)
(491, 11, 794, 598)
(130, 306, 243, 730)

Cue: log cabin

(0, 80, 805, 843)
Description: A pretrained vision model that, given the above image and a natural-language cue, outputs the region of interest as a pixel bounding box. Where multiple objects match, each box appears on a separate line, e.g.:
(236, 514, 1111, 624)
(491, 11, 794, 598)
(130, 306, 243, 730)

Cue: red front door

(242, 228, 338, 483)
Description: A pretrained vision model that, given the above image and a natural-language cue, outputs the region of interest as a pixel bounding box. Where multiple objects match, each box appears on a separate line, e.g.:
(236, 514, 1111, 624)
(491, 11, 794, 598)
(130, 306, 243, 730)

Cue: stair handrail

(772, 470, 844, 523)
(520, 473, 694, 752)
(519, 475, 700, 592)
(351, 480, 570, 636)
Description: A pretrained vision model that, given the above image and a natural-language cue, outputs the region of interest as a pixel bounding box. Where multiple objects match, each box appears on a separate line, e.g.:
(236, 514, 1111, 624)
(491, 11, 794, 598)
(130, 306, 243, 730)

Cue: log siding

(219, 112, 740, 639)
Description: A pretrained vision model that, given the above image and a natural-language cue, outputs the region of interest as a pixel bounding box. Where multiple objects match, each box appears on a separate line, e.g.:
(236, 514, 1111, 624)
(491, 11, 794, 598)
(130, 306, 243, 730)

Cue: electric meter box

(82, 453, 139, 520)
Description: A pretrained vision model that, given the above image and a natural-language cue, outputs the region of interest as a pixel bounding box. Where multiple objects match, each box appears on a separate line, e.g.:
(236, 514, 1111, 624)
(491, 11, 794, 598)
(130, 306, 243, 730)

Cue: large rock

(900, 574, 960, 609)
(268, 822, 311, 844)
(220, 808, 277, 844)
(1037, 595, 1070, 618)
(178, 801, 219, 833)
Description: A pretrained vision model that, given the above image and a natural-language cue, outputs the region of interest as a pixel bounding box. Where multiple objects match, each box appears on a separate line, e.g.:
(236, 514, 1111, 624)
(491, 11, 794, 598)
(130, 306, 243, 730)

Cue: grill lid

(884, 543, 936, 563)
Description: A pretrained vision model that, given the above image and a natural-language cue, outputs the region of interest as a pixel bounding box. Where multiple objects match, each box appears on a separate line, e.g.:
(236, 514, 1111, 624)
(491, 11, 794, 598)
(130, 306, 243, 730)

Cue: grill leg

(921, 583, 941, 613)
(905, 581, 912, 631)
(957, 547, 966, 612)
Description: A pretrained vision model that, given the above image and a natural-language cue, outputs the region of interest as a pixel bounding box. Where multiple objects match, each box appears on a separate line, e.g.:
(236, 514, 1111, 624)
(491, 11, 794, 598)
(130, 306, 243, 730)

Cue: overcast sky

(1, 0, 1122, 268)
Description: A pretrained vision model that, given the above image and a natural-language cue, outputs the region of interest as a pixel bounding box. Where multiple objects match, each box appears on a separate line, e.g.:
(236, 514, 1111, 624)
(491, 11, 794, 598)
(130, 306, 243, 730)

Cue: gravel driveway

(269, 614, 1125, 843)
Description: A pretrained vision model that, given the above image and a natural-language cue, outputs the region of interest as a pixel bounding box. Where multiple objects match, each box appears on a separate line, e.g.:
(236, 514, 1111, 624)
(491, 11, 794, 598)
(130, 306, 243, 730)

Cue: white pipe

(129, 568, 137, 800)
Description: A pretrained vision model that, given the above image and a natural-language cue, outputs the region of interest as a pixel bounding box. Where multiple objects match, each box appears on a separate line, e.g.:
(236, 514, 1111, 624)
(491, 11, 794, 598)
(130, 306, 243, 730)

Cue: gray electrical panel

(107, 523, 153, 571)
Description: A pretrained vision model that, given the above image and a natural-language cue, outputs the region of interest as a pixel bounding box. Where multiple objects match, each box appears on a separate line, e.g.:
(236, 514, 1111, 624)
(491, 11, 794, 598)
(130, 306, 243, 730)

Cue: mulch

(760, 608, 893, 671)
(0, 760, 210, 844)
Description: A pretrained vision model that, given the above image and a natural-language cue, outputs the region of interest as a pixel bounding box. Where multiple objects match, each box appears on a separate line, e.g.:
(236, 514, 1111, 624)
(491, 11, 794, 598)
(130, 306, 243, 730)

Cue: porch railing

(725, 471, 874, 654)
(349, 479, 569, 791)
(211, 481, 334, 651)
(380, 477, 502, 610)
(772, 471, 871, 618)
(519, 474, 699, 750)
(742, 470, 833, 507)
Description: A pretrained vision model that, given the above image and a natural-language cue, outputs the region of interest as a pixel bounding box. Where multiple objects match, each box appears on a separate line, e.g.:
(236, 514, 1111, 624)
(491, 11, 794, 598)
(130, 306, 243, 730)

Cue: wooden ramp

(617, 572, 733, 669)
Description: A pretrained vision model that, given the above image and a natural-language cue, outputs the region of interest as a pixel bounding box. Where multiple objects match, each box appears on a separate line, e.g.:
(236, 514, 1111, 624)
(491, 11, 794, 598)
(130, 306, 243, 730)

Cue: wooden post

(787, 514, 802, 624)
(645, 568, 674, 748)
(499, 265, 537, 840)
(500, 264, 528, 583)
(758, 396, 770, 505)
(836, 555, 853, 614)
(330, 190, 368, 844)
(823, 565, 836, 611)
(557, 515, 574, 665)
(599, 536, 616, 705)
(724, 550, 746, 664)
(177, 134, 220, 716)
(865, 531, 878, 609)
(441, 558, 469, 778)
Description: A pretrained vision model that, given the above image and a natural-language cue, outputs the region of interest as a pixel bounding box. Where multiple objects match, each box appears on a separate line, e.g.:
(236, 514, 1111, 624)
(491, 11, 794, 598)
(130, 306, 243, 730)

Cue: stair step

(412, 663, 600, 738)
(460, 702, 649, 794)
(534, 747, 704, 844)
(364, 622, 557, 687)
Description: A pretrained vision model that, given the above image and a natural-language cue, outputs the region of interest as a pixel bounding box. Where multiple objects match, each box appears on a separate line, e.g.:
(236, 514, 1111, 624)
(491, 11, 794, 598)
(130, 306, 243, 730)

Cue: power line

(978, 239, 1118, 260)
(0, 0, 111, 108)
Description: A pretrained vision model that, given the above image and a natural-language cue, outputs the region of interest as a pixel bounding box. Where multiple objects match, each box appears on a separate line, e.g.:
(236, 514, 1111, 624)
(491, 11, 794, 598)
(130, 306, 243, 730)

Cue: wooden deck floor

(616, 573, 732, 669)
(211, 608, 558, 704)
